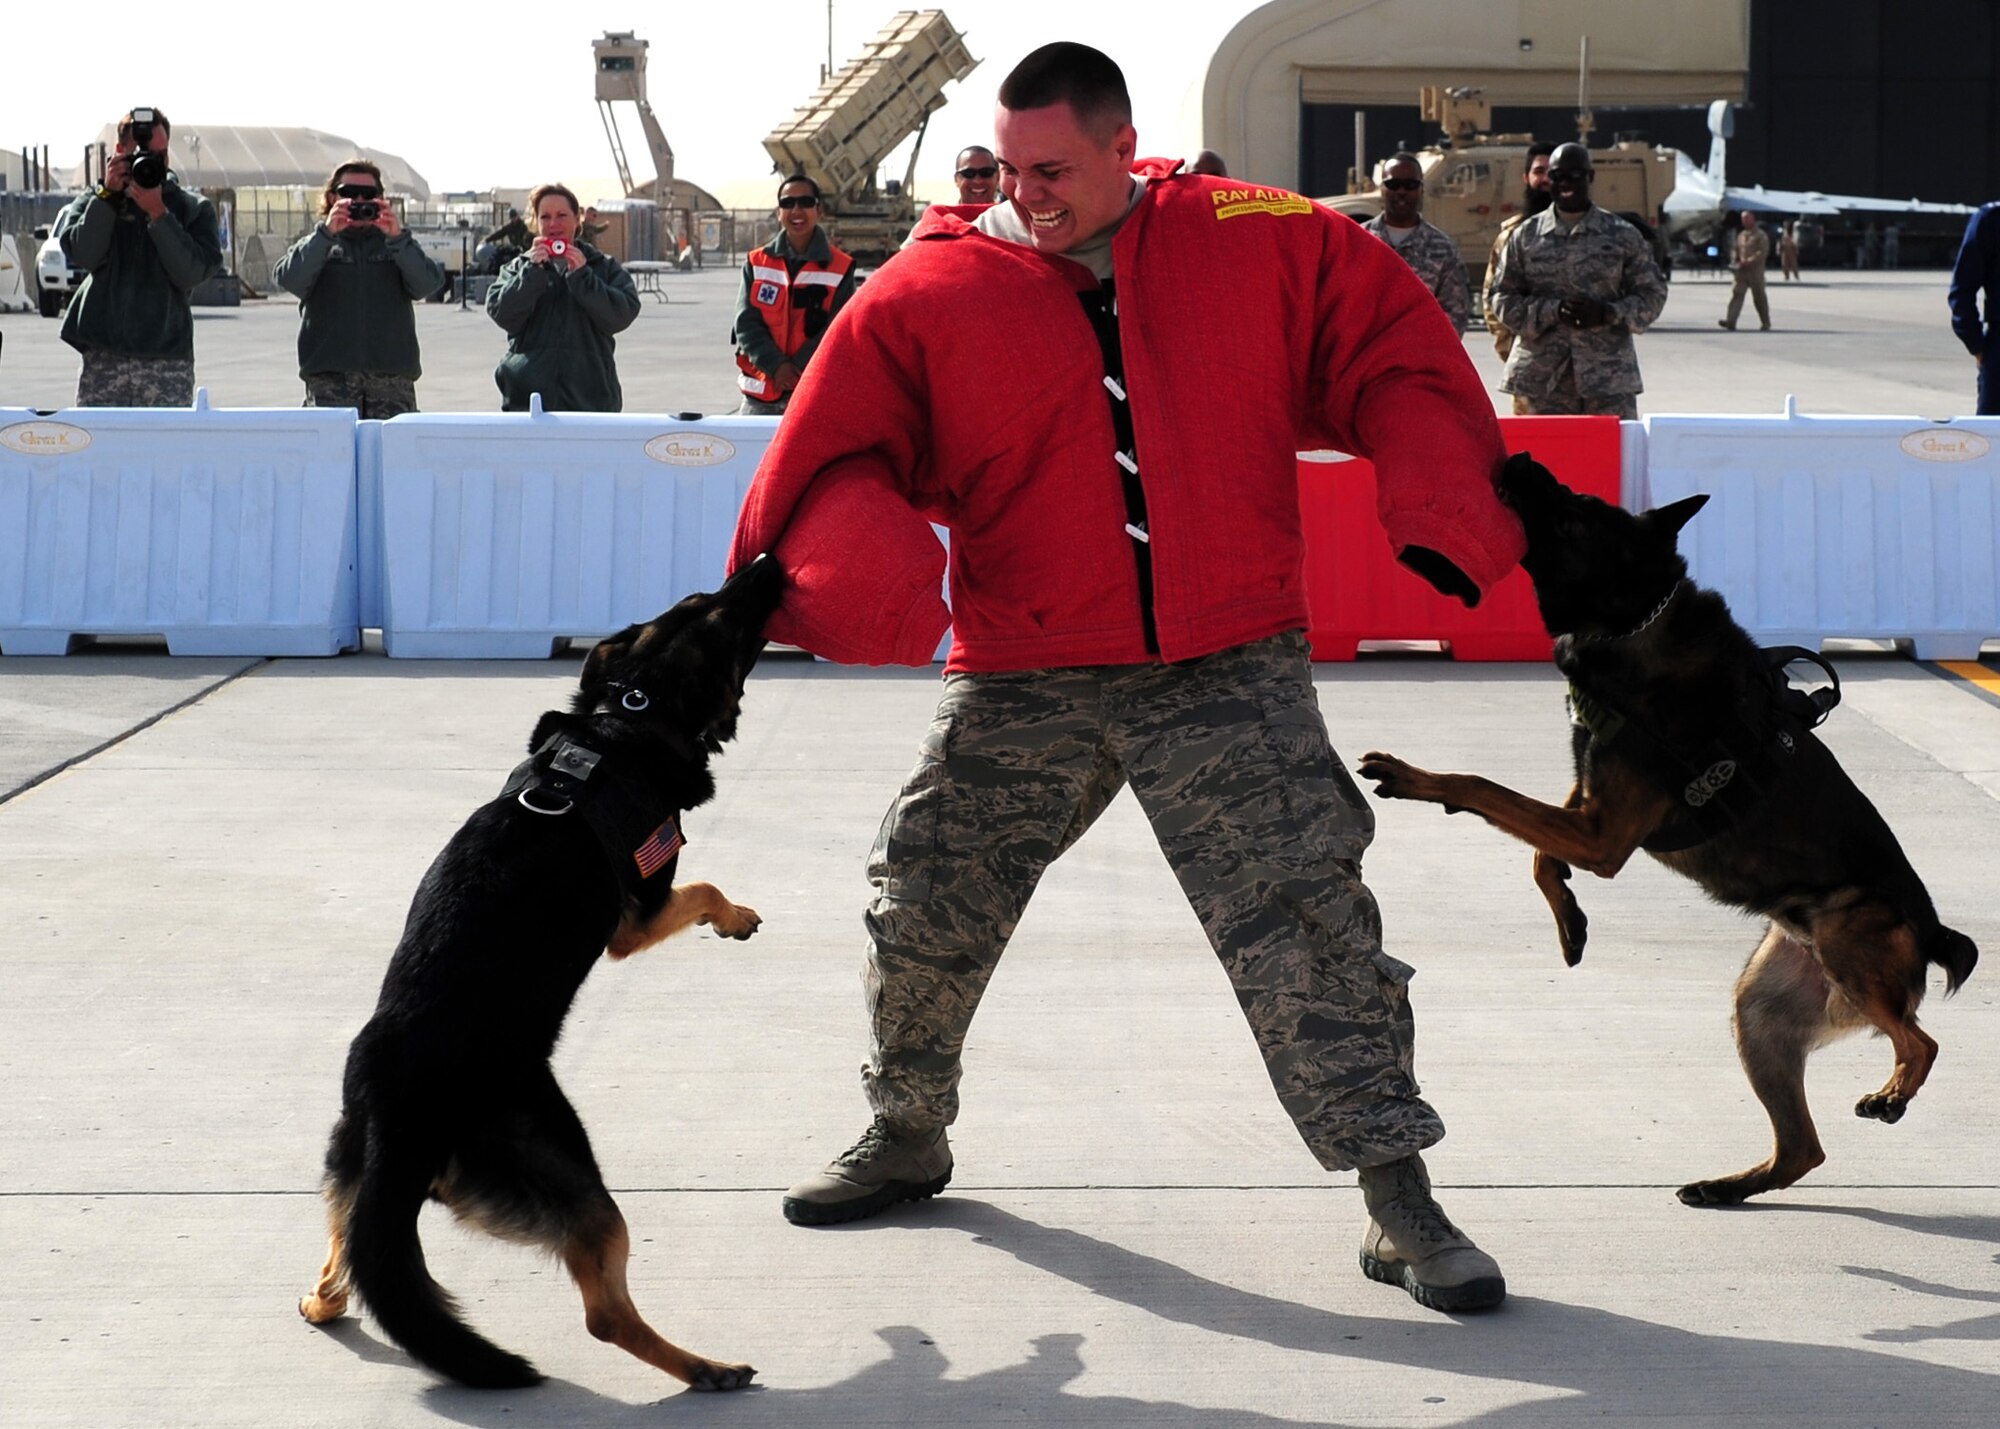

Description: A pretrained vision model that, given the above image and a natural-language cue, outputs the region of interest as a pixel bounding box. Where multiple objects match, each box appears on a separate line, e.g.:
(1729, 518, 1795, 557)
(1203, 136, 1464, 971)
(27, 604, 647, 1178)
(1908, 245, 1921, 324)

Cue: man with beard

(1481, 142, 1553, 368)
(1490, 142, 1667, 419)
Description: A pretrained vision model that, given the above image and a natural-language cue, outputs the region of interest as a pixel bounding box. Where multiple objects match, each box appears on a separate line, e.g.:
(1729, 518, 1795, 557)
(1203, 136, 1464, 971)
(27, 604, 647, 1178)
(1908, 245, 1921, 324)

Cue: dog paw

(298, 1291, 347, 1324)
(684, 1359, 757, 1392)
(1855, 1092, 1908, 1124)
(1558, 901, 1589, 966)
(1676, 1177, 1754, 1207)
(712, 904, 761, 940)
(1357, 752, 1425, 801)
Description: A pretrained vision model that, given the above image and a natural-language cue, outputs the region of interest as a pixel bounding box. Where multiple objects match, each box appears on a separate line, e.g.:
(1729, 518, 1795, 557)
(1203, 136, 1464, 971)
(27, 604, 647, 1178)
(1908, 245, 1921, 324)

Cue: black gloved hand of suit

(1399, 545, 1480, 607)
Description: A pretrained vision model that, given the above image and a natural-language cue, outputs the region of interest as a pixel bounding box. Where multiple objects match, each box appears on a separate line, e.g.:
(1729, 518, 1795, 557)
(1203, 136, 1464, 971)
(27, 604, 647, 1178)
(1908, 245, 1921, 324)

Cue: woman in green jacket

(486, 183, 641, 412)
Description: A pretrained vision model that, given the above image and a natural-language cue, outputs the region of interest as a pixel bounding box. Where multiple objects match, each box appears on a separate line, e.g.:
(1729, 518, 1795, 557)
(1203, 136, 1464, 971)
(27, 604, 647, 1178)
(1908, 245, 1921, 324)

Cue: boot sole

(1360, 1250, 1506, 1313)
(782, 1168, 953, 1227)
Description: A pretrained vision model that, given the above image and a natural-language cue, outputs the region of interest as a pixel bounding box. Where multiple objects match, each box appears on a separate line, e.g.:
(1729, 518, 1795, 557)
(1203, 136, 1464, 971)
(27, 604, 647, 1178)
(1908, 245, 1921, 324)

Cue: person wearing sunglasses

(274, 161, 447, 418)
(50, 106, 222, 407)
(1361, 154, 1470, 331)
(734, 175, 856, 415)
(1489, 142, 1667, 418)
(486, 182, 641, 412)
(952, 147, 1000, 206)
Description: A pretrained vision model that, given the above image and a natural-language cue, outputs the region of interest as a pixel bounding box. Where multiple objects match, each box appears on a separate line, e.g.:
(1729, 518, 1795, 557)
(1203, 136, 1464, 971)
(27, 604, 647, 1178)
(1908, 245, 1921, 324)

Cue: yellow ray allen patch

(1211, 186, 1312, 220)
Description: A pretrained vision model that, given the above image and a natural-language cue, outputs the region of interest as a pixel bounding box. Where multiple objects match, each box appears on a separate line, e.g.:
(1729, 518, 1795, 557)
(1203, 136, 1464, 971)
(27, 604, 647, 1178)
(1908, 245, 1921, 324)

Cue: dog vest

(498, 730, 685, 895)
(1568, 645, 1841, 853)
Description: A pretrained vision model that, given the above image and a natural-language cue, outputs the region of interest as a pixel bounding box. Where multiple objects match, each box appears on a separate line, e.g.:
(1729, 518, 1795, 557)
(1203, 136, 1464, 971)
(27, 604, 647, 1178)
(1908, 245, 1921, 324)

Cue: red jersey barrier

(1297, 415, 1624, 660)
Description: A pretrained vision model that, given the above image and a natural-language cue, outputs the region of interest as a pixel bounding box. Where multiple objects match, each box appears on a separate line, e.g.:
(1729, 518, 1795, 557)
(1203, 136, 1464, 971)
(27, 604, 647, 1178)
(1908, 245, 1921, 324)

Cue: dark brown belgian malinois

(1358, 456, 1977, 1206)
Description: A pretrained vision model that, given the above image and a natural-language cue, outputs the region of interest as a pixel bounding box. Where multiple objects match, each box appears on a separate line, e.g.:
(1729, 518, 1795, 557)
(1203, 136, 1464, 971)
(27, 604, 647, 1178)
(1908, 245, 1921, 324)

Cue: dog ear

(1498, 451, 1561, 505)
(1647, 493, 1710, 540)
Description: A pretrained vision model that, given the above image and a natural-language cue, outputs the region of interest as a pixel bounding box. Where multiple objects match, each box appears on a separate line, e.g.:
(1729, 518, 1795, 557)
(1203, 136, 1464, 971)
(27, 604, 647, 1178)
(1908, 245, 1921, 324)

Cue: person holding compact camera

(485, 182, 641, 412)
(272, 161, 447, 418)
(733, 175, 856, 415)
(50, 106, 222, 406)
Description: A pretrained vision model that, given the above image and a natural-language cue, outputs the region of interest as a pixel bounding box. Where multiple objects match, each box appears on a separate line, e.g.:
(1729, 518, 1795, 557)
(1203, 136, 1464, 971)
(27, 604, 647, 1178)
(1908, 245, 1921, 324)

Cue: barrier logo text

(0, 421, 92, 456)
(1212, 187, 1313, 222)
(1899, 429, 1991, 462)
(644, 432, 737, 468)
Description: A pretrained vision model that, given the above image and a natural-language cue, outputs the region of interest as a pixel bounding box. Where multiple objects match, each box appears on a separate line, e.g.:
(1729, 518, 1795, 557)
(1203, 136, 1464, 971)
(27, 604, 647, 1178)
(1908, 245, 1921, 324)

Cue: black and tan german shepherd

(299, 555, 785, 1390)
(1358, 458, 1976, 1206)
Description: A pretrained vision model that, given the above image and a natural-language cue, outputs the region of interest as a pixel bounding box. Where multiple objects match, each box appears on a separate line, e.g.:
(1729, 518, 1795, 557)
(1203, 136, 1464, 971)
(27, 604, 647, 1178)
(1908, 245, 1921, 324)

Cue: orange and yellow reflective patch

(1211, 187, 1312, 221)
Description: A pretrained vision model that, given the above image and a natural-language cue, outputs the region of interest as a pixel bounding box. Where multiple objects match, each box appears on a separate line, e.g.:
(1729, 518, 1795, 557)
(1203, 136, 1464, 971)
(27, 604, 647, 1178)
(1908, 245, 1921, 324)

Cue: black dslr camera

(125, 108, 167, 189)
(348, 200, 380, 221)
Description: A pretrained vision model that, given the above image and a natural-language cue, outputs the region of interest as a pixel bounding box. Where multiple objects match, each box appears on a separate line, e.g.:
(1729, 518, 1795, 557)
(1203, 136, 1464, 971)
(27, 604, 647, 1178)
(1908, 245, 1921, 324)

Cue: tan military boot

(783, 1117, 953, 1226)
(1357, 1153, 1506, 1312)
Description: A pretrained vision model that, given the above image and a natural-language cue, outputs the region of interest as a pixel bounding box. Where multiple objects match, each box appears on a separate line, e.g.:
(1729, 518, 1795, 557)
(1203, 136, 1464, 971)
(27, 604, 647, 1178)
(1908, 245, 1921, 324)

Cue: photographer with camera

(50, 106, 222, 406)
(273, 161, 447, 418)
(485, 183, 640, 412)
(734, 175, 856, 415)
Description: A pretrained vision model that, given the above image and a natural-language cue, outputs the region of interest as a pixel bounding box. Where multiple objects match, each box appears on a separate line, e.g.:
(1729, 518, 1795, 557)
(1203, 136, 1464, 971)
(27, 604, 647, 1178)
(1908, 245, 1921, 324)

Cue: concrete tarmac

(3, 268, 1998, 1425)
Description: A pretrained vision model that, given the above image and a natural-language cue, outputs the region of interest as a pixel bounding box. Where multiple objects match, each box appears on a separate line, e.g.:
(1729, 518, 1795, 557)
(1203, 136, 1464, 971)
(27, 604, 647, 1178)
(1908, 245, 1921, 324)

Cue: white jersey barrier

(1638, 402, 2000, 659)
(0, 395, 360, 656)
(373, 402, 783, 657)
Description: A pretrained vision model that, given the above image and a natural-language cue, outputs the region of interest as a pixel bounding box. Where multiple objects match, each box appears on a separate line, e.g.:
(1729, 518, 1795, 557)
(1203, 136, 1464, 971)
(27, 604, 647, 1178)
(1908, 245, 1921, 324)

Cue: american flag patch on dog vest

(633, 817, 684, 879)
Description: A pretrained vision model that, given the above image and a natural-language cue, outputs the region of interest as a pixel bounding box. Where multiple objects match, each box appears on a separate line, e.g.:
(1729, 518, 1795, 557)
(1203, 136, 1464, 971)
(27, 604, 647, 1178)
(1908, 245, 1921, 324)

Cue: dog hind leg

(1814, 903, 1938, 1124)
(1680, 925, 1847, 1206)
(299, 1184, 355, 1323)
(563, 1201, 757, 1391)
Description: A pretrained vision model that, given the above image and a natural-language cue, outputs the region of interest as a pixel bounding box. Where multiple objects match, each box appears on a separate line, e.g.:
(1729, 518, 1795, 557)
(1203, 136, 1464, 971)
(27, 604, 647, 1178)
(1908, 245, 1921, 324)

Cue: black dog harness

(1566, 599, 1842, 853)
(498, 682, 686, 895)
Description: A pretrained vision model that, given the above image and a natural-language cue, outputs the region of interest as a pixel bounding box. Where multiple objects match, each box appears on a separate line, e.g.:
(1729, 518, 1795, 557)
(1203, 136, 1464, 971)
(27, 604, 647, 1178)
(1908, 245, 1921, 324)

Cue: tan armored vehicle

(1320, 86, 1678, 283)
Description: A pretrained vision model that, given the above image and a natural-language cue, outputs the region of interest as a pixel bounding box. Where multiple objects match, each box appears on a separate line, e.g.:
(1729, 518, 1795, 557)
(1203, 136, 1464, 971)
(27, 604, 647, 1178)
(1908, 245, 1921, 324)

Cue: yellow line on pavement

(1937, 660, 2000, 698)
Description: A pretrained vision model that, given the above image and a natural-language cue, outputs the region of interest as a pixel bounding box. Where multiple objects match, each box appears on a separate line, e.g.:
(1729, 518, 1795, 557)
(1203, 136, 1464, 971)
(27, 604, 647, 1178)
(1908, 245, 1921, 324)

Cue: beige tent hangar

(68, 125, 430, 199)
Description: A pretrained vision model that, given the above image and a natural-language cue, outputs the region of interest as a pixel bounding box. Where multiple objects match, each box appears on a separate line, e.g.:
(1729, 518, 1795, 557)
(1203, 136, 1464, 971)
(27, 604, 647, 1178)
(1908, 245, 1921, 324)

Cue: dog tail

(1928, 925, 1978, 997)
(345, 1149, 542, 1389)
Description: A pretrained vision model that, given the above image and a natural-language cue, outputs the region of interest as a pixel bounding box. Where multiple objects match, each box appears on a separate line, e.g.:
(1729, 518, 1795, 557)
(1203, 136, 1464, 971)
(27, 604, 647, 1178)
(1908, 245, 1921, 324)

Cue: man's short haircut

(1385, 152, 1422, 170)
(956, 145, 995, 165)
(1526, 141, 1557, 162)
(777, 174, 821, 201)
(528, 183, 581, 225)
(997, 42, 1132, 136)
(320, 159, 384, 216)
(117, 107, 171, 143)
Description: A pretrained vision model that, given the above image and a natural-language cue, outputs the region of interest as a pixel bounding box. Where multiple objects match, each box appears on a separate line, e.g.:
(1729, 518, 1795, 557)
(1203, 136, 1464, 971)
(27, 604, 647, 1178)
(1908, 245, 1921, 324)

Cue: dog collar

(1577, 580, 1685, 647)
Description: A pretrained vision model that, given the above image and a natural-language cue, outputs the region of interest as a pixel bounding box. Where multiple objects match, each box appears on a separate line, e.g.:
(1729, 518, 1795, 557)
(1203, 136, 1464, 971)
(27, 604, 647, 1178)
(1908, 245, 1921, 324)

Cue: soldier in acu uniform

(1362, 153, 1470, 330)
(1490, 142, 1667, 420)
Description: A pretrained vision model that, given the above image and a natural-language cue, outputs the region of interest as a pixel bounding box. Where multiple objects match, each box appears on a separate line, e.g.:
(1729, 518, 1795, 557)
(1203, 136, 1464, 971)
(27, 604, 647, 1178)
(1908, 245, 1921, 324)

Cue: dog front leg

(1533, 783, 1590, 965)
(608, 883, 762, 959)
(1357, 753, 1661, 878)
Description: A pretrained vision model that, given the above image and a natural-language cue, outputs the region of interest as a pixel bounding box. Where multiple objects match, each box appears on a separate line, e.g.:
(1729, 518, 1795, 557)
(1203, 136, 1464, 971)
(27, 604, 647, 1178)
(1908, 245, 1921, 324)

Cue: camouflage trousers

(861, 630, 1445, 1172)
(1513, 374, 1638, 420)
(303, 372, 419, 419)
(75, 351, 194, 408)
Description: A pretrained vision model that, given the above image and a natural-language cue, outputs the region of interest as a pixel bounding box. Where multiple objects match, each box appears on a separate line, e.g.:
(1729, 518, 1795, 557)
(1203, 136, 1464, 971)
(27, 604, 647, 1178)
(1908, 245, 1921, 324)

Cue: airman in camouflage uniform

(1362, 154, 1469, 330)
(1490, 143, 1667, 420)
(1719, 210, 1772, 331)
(1482, 143, 1555, 363)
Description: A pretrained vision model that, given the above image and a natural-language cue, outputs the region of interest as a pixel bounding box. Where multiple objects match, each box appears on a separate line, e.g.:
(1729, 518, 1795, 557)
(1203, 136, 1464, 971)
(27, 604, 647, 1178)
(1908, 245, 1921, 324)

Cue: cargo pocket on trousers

(872, 721, 950, 902)
(1262, 705, 1376, 867)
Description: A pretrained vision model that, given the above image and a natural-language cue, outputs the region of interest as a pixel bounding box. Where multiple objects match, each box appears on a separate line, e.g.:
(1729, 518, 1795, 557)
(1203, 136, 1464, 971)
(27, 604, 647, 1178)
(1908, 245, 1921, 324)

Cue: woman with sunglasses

(275, 161, 447, 418)
(486, 182, 642, 412)
(733, 176, 857, 415)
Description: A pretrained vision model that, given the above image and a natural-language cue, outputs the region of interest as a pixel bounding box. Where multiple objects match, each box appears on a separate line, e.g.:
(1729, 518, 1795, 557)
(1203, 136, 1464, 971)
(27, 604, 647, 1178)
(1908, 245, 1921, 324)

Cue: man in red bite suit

(730, 42, 1524, 1314)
